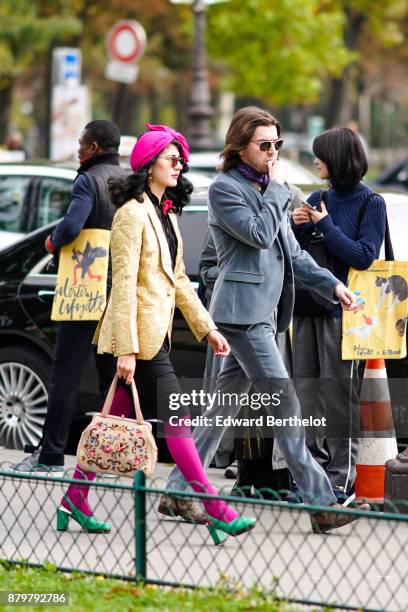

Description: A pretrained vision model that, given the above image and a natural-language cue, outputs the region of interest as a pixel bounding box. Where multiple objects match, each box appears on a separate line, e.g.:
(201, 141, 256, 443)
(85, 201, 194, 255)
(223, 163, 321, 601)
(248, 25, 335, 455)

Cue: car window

(25, 252, 58, 279)
(178, 199, 208, 278)
(0, 176, 32, 232)
(37, 178, 72, 228)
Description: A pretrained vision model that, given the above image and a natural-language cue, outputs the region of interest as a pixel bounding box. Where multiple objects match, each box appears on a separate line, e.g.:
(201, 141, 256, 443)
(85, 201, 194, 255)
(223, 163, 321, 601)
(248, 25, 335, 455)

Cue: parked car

(374, 156, 408, 193)
(0, 162, 213, 250)
(0, 163, 75, 249)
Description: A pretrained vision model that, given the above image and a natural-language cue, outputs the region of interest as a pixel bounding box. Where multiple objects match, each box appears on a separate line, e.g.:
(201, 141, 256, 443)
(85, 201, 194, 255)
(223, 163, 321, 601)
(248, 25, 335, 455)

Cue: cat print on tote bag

(342, 262, 408, 360)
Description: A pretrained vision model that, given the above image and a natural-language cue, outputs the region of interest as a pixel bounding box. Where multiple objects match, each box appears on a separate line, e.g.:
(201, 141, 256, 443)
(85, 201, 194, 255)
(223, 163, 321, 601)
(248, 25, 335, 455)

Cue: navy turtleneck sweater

(292, 182, 386, 317)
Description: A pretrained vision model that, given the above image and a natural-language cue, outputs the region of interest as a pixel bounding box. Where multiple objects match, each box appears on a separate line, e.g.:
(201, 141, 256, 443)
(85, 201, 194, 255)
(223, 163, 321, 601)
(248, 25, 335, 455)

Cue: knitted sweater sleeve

(316, 195, 386, 270)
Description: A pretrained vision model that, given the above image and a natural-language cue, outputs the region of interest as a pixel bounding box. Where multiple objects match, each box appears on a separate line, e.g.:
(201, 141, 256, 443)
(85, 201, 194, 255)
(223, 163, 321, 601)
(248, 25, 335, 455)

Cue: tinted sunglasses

(159, 155, 186, 169)
(251, 139, 284, 152)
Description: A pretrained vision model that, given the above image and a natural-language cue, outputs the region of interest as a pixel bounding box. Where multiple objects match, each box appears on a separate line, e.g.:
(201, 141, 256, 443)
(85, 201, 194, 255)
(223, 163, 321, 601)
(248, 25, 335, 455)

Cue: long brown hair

(221, 106, 281, 172)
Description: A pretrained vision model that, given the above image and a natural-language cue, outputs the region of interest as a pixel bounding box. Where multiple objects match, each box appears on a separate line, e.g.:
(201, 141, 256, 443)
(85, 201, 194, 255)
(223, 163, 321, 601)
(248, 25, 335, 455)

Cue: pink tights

(62, 386, 238, 522)
(164, 421, 238, 522)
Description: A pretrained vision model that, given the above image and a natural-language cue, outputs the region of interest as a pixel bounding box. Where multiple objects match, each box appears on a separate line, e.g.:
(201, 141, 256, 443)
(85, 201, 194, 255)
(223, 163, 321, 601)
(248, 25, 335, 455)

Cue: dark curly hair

(84, 120, 120, 151)
(109, 140, 193, 214)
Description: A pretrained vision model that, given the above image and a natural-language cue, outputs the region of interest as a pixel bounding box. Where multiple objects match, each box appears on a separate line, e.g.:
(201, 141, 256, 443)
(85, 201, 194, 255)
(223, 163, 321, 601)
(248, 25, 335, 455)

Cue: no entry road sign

(107, 20, 146, 64)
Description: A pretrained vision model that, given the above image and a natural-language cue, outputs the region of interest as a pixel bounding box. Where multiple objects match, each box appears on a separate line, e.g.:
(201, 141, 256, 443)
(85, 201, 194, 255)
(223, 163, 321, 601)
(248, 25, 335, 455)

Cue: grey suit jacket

(207, 169, 340, 331)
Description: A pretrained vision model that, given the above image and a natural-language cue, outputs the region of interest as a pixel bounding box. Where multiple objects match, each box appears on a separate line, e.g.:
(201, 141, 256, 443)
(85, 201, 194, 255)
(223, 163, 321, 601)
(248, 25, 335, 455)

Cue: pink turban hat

(130, 123, 190, 173)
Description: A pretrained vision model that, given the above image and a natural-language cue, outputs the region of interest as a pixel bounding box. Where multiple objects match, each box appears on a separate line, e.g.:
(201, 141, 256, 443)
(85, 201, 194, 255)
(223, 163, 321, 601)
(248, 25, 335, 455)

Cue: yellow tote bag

(51, 228, 110, 322)
(342, 259, 408, 360)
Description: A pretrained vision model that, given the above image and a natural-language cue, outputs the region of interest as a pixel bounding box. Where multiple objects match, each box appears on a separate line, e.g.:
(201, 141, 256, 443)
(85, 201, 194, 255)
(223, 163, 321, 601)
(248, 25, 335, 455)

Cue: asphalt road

(0, 448, 406, 612)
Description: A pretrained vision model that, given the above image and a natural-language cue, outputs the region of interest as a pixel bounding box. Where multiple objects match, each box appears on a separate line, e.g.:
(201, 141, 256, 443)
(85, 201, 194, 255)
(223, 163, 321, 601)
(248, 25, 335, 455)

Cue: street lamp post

(169, 0, 226, 151)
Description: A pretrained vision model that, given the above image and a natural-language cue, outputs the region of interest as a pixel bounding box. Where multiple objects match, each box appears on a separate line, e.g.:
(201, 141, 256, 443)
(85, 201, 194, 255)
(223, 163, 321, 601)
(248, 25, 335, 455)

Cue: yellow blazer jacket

(93, 194, 216, 359)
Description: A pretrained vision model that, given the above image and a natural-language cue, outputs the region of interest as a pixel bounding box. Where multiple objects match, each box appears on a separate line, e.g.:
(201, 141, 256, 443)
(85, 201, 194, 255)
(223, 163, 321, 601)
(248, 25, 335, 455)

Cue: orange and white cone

(355, 358, 398, 502)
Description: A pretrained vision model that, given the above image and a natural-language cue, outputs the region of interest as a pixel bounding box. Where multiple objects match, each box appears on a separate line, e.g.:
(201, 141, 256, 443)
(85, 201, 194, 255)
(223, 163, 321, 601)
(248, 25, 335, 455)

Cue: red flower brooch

(162, 199, 174, 215)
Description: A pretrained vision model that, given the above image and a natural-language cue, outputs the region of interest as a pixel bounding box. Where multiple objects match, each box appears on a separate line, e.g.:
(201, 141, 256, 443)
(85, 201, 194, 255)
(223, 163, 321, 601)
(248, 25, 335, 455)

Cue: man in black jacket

(12, 120, 126, 474)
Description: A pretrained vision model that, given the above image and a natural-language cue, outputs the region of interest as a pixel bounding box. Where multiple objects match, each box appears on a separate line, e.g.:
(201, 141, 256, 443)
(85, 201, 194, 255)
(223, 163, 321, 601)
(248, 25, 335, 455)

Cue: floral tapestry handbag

(77, 375, 158, 478)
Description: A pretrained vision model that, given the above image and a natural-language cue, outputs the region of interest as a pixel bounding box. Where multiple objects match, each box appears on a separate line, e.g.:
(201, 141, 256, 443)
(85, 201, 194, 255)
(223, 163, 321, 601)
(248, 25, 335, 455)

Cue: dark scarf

(77, 151, 120, 174)
(237, 161, 269, 190)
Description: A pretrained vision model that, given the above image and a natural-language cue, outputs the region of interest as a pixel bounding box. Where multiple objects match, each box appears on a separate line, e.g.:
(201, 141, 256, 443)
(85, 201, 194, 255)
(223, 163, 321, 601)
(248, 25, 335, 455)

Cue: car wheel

(0, 346, 50, 450)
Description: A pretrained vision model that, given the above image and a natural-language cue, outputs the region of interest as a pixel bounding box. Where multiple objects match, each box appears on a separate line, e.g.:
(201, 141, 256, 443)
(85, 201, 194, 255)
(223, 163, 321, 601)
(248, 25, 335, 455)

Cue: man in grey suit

(163, 106, 369, 532)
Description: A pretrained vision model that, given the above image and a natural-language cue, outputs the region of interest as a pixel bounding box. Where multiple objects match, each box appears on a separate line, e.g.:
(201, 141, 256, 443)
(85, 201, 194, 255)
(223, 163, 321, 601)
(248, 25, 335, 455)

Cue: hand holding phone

(302, 200, 316, 210)
(302, 199, 329, 223)
(292, 205, 312, 226)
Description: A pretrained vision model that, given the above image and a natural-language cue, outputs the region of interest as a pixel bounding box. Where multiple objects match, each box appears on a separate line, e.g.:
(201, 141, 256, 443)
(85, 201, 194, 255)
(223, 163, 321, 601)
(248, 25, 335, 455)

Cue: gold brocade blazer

(93, 195, 216, 359)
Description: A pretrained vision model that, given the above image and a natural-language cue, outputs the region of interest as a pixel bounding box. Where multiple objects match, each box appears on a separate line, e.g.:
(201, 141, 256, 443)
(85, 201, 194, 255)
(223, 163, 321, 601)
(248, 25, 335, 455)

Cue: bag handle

(101, 375, 145, 424)
(383, 216, 394, 261)
(356, 192, 394, 261)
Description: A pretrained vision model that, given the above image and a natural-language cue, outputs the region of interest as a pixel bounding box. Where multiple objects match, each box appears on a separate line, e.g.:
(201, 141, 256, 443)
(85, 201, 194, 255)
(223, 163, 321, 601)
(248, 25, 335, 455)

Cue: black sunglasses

(250, 139, 284, 152)
(159, 155, 186, 169)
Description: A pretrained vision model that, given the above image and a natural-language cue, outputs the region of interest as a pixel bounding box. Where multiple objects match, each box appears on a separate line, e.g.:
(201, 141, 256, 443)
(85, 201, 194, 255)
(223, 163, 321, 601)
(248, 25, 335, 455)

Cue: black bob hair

(312, 127, 368, 189)
(109, 140, 193, 214)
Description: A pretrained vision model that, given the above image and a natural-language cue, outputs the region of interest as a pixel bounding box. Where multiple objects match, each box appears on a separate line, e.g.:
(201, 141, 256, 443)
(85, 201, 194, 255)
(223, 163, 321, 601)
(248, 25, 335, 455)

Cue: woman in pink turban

(58, 124, 256, 544)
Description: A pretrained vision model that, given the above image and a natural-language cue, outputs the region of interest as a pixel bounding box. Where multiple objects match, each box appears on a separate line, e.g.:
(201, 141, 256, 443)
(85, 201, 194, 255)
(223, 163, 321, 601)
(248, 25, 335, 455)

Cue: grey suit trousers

(165, 316, 336, 506)
(292, 316, 359, 492)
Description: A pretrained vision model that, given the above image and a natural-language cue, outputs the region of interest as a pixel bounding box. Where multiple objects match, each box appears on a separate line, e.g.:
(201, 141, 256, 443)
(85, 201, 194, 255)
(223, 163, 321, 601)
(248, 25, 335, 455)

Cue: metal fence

(0, 466, 407, 612)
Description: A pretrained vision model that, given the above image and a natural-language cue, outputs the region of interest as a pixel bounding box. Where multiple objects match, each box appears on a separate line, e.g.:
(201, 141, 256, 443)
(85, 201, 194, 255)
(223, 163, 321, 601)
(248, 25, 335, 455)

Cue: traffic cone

(355, 358, 398, 502)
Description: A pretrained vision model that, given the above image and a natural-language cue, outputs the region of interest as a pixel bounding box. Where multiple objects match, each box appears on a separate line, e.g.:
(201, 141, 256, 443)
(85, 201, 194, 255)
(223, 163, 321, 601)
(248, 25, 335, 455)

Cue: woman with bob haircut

(291, 126, 386, 502)
(56, 124, 255, 544)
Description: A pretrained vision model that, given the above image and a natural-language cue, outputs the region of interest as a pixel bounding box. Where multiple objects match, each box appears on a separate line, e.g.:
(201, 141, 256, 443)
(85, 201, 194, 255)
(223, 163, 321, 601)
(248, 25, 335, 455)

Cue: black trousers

(38, 323, 115, 465)
(121, 341, 188, 425)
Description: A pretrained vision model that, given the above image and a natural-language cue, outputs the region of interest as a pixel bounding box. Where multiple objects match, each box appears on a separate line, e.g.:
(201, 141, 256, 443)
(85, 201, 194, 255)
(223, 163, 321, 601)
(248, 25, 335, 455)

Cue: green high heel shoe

(56, 496, 111, 534)
(207, 515, 256, 545)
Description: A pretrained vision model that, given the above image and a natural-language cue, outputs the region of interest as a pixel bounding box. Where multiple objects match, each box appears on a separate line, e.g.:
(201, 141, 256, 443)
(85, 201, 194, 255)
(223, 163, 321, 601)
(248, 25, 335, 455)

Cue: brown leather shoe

(157, 494, 207, 524)
(310, 502, 370, 534)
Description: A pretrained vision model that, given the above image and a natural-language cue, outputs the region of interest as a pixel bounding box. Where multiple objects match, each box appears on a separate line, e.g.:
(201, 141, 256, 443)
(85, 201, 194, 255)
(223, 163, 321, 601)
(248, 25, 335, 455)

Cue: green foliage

(330, 0, 407, 46)
(206, 0, 408, 106)
(207, 0, 354, 105)
(0, 0, 81, 78)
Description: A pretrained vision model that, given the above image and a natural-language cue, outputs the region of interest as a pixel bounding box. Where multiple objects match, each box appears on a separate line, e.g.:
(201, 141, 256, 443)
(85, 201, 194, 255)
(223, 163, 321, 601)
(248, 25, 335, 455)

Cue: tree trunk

(41, 4, 88, 156)
(112, 83, 127, 129)
(0, 82, 12, 142)
(43, 44, 54, 158)
(147, 87, 161, 125)
(324, 69, 353, 127)
(323, 8, 366, 127)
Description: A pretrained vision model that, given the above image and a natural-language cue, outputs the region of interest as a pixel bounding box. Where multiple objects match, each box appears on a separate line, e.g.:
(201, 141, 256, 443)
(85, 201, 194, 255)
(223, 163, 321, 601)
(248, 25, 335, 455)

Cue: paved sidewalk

(0, 448, 406, 611)
(0, 447, 231, 489)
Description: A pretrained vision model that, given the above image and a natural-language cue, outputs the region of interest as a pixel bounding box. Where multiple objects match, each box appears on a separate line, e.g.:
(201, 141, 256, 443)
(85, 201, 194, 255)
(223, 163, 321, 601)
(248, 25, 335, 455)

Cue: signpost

(105, 20, 146, 85)
(50, 47, 90, 160)
(52, 48, 82, 87)
(105, 20, 147, 127)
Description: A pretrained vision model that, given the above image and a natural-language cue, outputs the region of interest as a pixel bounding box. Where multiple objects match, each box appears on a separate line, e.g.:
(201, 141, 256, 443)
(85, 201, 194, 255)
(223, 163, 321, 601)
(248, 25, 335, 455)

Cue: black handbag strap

(384, 217, 394, 261)
(354, 191, 394, 261)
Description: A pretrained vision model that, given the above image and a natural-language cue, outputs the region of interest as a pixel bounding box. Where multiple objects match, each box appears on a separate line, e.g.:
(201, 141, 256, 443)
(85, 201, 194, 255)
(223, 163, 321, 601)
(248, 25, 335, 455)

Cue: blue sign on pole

(52, 48, 82, 86)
